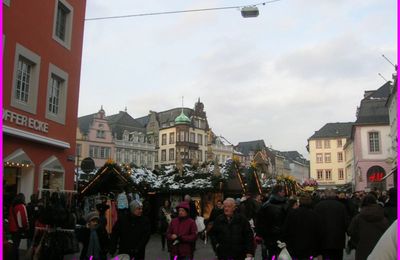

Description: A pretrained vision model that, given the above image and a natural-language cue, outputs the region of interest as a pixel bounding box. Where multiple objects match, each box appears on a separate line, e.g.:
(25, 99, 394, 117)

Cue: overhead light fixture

(241, 6, 259, 18)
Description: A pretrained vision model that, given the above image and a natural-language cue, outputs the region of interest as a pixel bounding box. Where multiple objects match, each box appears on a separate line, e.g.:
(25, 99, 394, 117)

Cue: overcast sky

(79, 0, 397, 159)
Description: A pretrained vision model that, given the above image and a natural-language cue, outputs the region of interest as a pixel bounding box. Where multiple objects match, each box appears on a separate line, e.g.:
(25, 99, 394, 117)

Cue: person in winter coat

(167, 201, 198, 260)
(26, 193, 42, 248)
(255, 184, 287, 260)
(383, 187, 397, 225)
(78, 211, 110, 260)
(314, 189, 349, 260)
(184, 194, 199, 220)
(8, 193, 29, 260)
(282, 193, 322, 260)
(110, 200, 151, 260)
(209, 198, 255, 260)
(348, 194, 390, 260)
(96, 196, 110, 229)
(367, 219, 397, 260)
(159, 199, 173, 251)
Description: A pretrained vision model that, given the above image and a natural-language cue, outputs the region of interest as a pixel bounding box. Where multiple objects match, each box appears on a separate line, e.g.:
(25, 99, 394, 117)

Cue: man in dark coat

(384, 187, 397, 225)
(110, 200, 151, 260)
(348, 194, 390, 260)
(314, 189, 349, 260)
(282, 193, 322, 260)
(209, 198, 254, 260)
(255, 184, 288, 260)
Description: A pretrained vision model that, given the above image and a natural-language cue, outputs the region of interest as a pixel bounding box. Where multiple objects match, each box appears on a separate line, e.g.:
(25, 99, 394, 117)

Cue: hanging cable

(85, 0, 281, 21)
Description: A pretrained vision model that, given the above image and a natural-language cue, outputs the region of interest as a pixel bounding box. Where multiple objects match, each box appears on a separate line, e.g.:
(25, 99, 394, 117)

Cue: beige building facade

(308, 123, 353, 189)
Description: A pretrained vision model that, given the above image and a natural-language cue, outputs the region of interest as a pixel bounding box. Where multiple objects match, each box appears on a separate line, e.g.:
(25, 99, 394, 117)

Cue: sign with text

(3, 109, 49, 133)
(367, 166, 386, 183)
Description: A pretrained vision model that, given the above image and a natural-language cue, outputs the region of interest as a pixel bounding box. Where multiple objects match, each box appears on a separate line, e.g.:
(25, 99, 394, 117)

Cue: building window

(169, 133, 175, 144)
(161, 150, 166, 162)
(316, 153, 323, 163)
(317, 170, 323, 180)
(324, 140, 330, 149)
(15, 58, 31, 103)
(337, 152, 343, 162)
(324, 153, 331, 163)
(100, 147, 110, 159)
(3, 0, 10, 7)
(116, 149, 121, 162)
(161, 134, 167, 145)
(89, 146, 98, 158)
(316, 140, 322, 149)
(190, 132, 195, 143)
(337, 139, 342, 147)
(53, 0, 73, 49)
(46, 63, 68, 124)
(76, 144, 81, 157)
(369, 132, 380, 153)
(11, 44, 41, 114)
(199, 150, 203, 161)
(154, 152, 158, 163)
(169, 148, 175, 161)
(198, 134, 203, 145)
(205, 135, 208, 145)
(338, 169, 344, 180)
(325, 169, 332, 180)
(96, 130, 105, 139)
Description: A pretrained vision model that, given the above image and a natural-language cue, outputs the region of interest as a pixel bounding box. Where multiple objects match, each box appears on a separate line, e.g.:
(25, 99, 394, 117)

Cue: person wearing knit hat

(86, 211, 99, 223)
(167, 201, 197, 260)
(110, 199, 151, 260)
(78, 211, 109, 260)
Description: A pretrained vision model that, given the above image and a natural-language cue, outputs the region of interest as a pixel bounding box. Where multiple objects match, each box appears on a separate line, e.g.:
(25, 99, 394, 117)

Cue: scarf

(87, 228, 101, 259)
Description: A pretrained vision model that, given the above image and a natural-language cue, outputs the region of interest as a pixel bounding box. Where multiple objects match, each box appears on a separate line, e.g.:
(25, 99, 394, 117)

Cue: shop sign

(367, 166, 386, 182)
(3, 109, 49, 133)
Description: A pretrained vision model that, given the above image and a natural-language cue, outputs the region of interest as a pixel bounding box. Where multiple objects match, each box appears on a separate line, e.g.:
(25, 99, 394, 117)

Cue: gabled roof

(136, 115, 149, 127)
(309, 122, 353, 139)
(363, 81, 391, 100)
(106, 111, 146, 139)
(280, 151, 309, 165)
(78, 113, 96, 135)
(158, 108, 193, 125)
(235, 140, 267, 156)
(355, 100, 389, 125)
(355, 82, 390, 125)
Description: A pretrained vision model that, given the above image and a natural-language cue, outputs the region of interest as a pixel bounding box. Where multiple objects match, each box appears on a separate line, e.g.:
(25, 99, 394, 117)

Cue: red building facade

(3, 0, 86, 204)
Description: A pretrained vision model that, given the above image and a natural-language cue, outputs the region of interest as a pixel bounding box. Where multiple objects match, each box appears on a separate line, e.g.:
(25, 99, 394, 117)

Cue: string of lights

(85, 0, 281, 21)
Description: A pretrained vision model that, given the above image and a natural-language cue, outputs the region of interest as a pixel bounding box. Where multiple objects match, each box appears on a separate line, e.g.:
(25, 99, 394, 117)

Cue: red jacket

(8, 204, 29, 233)
(167, 216, 197, 257)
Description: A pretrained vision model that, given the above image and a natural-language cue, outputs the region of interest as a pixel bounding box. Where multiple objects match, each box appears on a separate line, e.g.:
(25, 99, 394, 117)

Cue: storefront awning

(4, 148, 34, 166)
(380, 167, 397, 181)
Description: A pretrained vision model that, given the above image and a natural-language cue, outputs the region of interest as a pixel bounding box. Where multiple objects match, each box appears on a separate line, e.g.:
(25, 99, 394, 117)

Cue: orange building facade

(3, 0, 86, 205)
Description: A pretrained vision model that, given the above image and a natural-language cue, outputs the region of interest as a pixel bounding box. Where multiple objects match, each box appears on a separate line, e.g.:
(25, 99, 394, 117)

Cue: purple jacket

(167, 215, 197, 257)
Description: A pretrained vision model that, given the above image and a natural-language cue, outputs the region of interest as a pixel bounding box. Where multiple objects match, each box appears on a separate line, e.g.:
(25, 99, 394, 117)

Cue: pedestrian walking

(96, 196, 110, 229)
(77, 211, 110, 260)
(314, 189, 349, 260)
(26, 194, 41, 248)
(184, 194, 199, 220)
(110, 200, 151, 260)
(282, 193, 321, 260)
(383, 187, 397, 225)
(167, 201, 198, 260)
(255, 184, 288, 260)
(8, 193, 29, 260)
(348, 194, 390, 260)
(159, 199, 173, 251)
(209, 198, 254, 260)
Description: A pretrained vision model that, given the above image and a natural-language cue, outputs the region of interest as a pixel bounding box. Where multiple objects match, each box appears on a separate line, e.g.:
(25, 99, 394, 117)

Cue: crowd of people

(3, 185, 397, 260)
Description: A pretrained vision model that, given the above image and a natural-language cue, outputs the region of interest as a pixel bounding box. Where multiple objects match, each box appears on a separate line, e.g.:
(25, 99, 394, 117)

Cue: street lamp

(241, 6, 259, 18)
